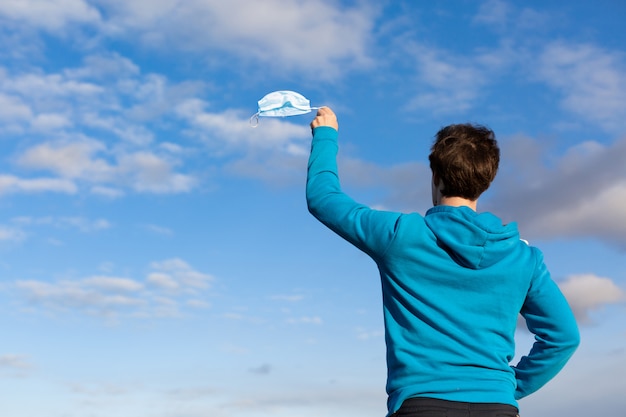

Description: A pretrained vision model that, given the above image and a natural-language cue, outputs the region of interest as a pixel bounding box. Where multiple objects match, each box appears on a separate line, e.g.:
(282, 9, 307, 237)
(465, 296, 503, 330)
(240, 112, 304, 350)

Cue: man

(306, 107, 579, 417)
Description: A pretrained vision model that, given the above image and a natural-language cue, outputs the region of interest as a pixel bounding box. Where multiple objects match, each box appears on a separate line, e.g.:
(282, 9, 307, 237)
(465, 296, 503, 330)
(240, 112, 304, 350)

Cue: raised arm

(306, 108, 401, 259)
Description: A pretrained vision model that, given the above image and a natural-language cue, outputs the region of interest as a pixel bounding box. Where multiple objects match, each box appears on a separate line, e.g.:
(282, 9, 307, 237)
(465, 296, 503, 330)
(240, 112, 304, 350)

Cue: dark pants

(392, 397, 519, 417)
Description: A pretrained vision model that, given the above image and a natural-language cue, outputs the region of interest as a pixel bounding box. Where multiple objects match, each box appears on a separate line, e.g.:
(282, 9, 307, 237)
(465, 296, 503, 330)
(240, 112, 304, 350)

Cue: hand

(310, 107, 338, 131)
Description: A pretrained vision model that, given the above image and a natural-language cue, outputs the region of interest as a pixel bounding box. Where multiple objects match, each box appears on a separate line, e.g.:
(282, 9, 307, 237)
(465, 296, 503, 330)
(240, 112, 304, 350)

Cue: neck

(439, 196, 477, 211)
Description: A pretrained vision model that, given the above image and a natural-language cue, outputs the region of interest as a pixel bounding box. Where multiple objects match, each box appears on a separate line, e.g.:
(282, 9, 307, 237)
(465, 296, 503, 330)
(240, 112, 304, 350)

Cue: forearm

(513, 328, 579, 399)
(513, 260, 580, 399)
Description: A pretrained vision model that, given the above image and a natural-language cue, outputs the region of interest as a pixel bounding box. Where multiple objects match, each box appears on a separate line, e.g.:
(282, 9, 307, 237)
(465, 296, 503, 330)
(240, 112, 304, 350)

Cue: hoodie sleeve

(306, 126, 401, 258)
(513, 249, 580, 399)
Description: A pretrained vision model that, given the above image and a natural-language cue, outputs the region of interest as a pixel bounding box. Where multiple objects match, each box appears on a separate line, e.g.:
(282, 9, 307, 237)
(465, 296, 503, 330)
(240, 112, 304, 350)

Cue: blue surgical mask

(250, 90, 321, 126)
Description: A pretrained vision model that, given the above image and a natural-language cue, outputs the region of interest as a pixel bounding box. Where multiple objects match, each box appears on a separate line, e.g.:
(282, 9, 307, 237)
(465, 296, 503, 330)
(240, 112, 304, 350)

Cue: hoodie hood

(424, 206, 520, 269)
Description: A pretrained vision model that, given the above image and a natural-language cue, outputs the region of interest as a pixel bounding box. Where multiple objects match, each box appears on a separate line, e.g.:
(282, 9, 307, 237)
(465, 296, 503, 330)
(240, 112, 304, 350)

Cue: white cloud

(117, 151, 196, 194)
(473, 0, 511, 28)
(0, 217, 108, 245)
(0, 54, 205, 196)
(3, 0, 377, 78)
(0, 0, 102, 31)
(16, 279, 146, 314)
(141, 224, 173, 236)
(286, 316, 323, 325)
(473, 0, 549, 33)
(175, 99, 313, 187)
(176, 99, 310, 150)
(90, 185, 124, 198)
(83, 276, 144, 292)
(537, 41, 626, 132)
(82, 113, 154, 145)
(559, 274, 625, 323)
(149, 258, 214, 290)
(355, 327, 384, 341)
(405, 44, 489, 114)
(0, 225, 26, 242)
(92, 0, 376, 78)
(0, 92, 32, 122)
(147, 272, 180, 291)
(0, 174, 77, 195)
(186, 299, 210, 309)
(58, 217, 111, 232)
(14, 258, 214, 319)
(397, 38, 517, 116)
(2, 44, 320, 195)
(4, 70, 103, 99)
(16, 139, 195, 194)
(11, 215, 110, 233)
(31, 112, 72, 131)
(64, 53, 140, 80)
(18, 139, 111, 180)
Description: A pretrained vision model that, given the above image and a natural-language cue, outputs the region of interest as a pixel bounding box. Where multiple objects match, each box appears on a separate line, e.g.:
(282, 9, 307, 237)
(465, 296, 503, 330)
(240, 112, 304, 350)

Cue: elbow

(305, 187, 322, 219)
(566, 326, 581, 354)
(557, 321, 581, 360)
(565, 314, 581, 349)
(306, 199, 317, 217)
(305, 187, 316, 214)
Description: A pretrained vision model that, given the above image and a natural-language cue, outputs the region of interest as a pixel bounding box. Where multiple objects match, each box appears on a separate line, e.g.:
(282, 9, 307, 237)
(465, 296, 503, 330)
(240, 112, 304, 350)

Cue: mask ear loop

(249, 112, 260, 128)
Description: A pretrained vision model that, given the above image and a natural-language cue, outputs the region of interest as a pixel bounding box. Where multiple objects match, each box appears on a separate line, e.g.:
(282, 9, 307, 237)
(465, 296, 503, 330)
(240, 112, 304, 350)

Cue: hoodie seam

(377, 214, 405, 262)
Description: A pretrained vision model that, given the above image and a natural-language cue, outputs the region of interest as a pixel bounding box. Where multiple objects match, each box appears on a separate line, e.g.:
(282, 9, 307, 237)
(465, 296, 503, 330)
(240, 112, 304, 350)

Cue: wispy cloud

(402, 43, 493, 114)
(0, 353, 33, 370)
(13, 258, 214, 319)
(0, 225, 27, 242)
(14, 136, 195, 195)
(0, 0, 101, 31)
(537, 41, 626, 132)
(12, 216, 111, 232)
(286, 316, 323, 325)
(175, 99, 310, 152)
(473, 0, 550, 34)
(140, 223, 173, 236)
(270, 294, 305, 302)
(355, 327, 384, 341)
(0, 174, 77, 195)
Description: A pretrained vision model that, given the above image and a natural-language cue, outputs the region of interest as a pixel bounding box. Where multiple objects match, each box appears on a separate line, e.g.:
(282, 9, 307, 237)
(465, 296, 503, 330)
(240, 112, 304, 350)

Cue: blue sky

(0, 1, 625, 416)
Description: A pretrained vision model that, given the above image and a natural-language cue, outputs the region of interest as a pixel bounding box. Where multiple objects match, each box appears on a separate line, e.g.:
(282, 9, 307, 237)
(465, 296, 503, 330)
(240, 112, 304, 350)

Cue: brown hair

(428, 124, 500, 200)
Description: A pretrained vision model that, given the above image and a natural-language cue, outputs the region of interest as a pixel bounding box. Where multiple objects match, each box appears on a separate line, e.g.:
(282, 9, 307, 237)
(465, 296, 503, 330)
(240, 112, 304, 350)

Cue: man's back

(376, 207, 551, 413)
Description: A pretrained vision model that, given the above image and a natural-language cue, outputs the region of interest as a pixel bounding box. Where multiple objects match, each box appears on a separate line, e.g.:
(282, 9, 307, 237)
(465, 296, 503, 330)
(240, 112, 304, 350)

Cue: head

(428, 124, 499, 205)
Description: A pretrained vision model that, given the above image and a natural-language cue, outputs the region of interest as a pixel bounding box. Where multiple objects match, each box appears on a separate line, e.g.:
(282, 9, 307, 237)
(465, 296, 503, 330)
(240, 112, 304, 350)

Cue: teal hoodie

(306, 127, 579, 416)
